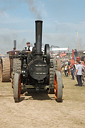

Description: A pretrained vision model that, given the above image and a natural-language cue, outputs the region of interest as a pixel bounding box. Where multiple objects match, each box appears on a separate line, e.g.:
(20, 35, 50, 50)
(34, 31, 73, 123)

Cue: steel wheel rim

(54, 74, 57, 100)
(19, 74, 21, 99)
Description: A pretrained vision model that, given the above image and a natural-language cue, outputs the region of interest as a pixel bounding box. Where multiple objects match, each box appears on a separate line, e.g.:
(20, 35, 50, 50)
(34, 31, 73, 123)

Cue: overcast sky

(0, 0, 85, 54)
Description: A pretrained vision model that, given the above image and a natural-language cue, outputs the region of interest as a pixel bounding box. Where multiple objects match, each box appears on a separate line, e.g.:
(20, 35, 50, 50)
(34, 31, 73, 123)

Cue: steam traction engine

(13, 20, 63, 102)
(0, 40, 19, 82)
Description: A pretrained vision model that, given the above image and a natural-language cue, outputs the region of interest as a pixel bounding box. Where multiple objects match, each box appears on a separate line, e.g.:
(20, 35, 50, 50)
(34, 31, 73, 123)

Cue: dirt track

(0, 76, 85, 128)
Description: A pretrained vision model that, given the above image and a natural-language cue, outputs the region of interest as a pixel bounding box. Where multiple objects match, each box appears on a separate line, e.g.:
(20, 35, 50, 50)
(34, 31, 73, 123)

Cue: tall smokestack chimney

(14, 40, 16, 50)
(35, 20, 43, 55)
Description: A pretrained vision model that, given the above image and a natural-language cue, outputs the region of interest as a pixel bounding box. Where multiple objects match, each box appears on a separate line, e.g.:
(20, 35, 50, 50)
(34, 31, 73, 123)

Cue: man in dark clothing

(26, 42, 30, 51)
(70, 65, 75, 80)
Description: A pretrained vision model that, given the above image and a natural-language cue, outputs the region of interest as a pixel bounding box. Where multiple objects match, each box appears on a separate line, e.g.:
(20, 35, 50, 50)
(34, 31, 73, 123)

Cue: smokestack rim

(35, 20, 43, 23)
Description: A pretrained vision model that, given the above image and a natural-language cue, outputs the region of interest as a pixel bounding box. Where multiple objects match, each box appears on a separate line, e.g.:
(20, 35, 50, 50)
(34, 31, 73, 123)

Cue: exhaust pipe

(14, 40, 16, 50)
(35, 20, 43, 55)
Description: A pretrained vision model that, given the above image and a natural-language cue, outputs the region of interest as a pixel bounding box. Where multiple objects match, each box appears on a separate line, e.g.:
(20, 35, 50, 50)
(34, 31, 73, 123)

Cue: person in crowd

(64, 64, 68, 77)
(76, 61, 84, 86)
(70, 64, 75, 80)
(68, 61, 71, 75)
(74, 49, 78, 61)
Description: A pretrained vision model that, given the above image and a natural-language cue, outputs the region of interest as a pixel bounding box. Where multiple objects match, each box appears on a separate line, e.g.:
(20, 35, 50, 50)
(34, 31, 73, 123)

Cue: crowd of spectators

(61, 58, 85, 86)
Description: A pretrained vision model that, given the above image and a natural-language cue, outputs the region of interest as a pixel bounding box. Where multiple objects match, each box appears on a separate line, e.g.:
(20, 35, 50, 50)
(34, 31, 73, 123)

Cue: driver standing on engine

(25, 42, 31, 61)
(26, 42, 30, 51)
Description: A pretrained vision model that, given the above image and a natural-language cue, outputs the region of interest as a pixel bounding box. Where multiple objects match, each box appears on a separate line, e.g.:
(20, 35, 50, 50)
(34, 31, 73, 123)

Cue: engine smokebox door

(28, 59, 48, 80)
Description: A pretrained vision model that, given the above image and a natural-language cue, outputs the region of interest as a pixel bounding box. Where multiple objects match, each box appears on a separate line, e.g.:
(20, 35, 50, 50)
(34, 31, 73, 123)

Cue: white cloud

(0, 0, 85, 53)
(0, 28, 32, 35)
(55, 21, 85, 33)
(0, 11, 9, 17)
(43, 31, 85, 51)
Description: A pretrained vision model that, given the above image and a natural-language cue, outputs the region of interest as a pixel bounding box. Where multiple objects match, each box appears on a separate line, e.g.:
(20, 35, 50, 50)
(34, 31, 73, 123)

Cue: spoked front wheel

(54, 71, 63, 102)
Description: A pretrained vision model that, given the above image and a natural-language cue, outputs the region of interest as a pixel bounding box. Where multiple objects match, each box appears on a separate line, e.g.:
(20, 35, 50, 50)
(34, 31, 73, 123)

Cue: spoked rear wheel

(13, 73, 21, 102)
(1, 57, 10, 82)
(54, 71, 63, 102)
